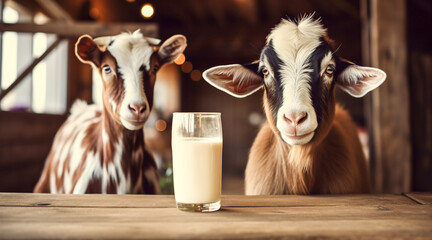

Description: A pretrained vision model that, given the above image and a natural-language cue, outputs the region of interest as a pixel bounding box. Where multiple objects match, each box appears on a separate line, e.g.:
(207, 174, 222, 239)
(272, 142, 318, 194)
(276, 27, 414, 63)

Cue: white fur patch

(49, 103, 102, 193)
(50, 172, 57, 193)
(266, 16, 323, 145)
(70, 99, 88, 116)
(112, 141, 128, 193)
(73, 151, 101, 194)
(107, 31, 152, 129)
(102, 129, 109, 144)
(109, 98, 117, 113)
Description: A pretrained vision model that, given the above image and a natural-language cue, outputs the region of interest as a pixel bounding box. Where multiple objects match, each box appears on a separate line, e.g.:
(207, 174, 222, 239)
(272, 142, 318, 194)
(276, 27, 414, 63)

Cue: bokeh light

(190, 69, 202, 81)
(181, 61, 193, 73)
(174, 53, 186, 65)
(89, 7, 100, 19)
(141, 3, 154, 19)
(155, 120, 167, 132)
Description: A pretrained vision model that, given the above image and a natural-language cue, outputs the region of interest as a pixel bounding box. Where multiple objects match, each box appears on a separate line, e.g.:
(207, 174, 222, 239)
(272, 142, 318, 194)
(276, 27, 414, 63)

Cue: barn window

(0, 6, 67, 114)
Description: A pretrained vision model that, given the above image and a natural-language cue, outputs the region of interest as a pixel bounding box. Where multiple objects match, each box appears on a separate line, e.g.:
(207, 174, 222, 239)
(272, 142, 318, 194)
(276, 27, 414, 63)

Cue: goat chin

(120, 118, 146, 131)
(280, 131, 315, 146)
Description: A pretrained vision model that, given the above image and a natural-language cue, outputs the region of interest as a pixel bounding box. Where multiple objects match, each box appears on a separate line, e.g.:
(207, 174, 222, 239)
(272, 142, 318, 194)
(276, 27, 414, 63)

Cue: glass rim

(173, 112, 221, 116)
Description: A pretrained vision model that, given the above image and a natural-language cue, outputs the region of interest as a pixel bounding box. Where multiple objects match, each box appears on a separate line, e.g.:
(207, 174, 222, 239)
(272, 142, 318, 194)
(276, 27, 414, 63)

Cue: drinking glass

(172, 112, 223, 212)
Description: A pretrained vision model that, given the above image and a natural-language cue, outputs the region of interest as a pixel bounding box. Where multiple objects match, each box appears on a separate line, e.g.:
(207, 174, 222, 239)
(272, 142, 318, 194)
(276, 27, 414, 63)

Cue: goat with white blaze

(34, 30, 187, 194)
(203, 16, 386, 194)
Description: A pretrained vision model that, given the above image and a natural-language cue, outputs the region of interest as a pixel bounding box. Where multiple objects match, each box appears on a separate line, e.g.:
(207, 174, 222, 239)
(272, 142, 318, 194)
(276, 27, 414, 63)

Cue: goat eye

(262, 67, 269, 77)
(152, 64, 160, 74)
(325, 65, 335, 75)
(102, 65, 111, 74)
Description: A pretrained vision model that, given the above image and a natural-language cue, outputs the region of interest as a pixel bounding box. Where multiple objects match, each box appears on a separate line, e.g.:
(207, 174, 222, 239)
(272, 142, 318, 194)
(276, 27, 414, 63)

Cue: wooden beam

(362, 0, 412, 193)
(36, 0, 74, 22)
(0, 37, 64, 101)
(0, 22, 158, 37)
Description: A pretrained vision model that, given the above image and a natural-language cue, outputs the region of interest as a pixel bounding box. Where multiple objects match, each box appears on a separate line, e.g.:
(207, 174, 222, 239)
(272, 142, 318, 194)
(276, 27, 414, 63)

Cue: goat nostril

(285, 112, 307, 126)
(284, 114, 293, 123)
(297, 113, 307, 125)
(139, 105, 146, 113)
(129, 104, 146, 115)
(128, 104, 137, 113)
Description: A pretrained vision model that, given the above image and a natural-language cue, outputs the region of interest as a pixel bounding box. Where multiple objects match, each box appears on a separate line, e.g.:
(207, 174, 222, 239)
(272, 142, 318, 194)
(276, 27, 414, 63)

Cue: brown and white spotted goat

(203, 16, 386, 195)
(34, 30, 187, 194)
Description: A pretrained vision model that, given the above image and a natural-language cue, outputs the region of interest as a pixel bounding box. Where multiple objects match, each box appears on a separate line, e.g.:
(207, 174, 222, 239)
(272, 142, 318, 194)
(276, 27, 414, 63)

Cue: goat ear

(336, 59, 386, 98)
(203, 63, 263, 98)
(75, 35, 105, 68)
(157, 34, 187, 63)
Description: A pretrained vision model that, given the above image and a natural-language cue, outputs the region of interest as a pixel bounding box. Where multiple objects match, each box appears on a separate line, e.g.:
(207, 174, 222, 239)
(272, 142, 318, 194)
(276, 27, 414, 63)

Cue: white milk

(172, 137, 222, 204)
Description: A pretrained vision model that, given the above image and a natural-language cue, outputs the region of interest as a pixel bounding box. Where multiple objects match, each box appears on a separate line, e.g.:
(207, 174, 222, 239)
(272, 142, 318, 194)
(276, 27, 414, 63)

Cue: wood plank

(0, 193, 418, 208)
(363, 0, 412, 193)
(404, 192, 432, 205)
(409, 51, 432, 192)
(0, 193, 176, 208)
(0, 111, 66, 192)
(0, 22, 158, 38)
(0, 204, 430, 239)
(0, 161, 45, 192)
(0, 0, 3, 91)
(0, 111, 66, 143)
(36, 0, 74, 23)
(0, 220, 431, 240)
(1, 204, 430, 222)
(0, 194, 430, 239)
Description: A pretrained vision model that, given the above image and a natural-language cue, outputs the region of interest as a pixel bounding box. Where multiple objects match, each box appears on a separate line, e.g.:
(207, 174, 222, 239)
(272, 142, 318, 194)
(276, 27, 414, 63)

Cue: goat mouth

(286, 132, 314, 139)
(282, 131, 315, 145)
(120, 118, 146, 129)
(126, 119, 145, 123)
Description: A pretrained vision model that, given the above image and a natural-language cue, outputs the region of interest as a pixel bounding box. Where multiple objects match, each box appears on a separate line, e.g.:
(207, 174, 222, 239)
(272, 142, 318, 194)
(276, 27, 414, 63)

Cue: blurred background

(0, 0, 430, 194)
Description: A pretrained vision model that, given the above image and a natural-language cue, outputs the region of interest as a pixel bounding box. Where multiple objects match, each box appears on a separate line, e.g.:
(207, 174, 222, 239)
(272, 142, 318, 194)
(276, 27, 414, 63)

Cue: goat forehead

(267, 16, 326, 48)
(266, 17, 326, 71)
(107, 35, 154, 74)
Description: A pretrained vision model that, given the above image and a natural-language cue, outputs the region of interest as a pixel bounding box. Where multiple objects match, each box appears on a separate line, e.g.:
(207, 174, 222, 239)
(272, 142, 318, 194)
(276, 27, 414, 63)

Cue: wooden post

(0, 0, 3, 96)
(407, 1, 432, 191)
(361, 0, 412, 193)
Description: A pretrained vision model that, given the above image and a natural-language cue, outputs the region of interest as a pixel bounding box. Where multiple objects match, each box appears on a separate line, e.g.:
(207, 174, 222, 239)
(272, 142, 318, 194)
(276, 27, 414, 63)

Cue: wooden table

(0, 193, 431, 239)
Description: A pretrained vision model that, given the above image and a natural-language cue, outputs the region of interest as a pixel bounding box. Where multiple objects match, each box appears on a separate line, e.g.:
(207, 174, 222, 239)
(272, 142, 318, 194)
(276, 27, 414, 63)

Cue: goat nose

(128, 103, 146, 116)
(284, 112, 307, 127)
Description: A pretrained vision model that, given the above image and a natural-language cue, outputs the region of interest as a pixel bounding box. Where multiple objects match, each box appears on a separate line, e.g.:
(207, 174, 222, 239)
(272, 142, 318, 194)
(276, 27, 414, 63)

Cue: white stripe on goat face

(264, 17, 326, 145)
(107, 32, 154, 130)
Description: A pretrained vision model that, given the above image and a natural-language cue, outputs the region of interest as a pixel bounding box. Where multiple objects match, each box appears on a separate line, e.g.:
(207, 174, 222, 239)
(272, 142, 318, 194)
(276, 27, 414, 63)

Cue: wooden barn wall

(362, 0, 413, 193)
(407, 0, 432, 191)
(0, 111, 66, 192)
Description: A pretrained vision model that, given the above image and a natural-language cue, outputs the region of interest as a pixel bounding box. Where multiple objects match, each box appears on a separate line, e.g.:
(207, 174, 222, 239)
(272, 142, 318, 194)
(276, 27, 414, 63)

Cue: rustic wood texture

(0, 193, 431, 239)
(409, 52, 432, 193)
(0, 111, 66, 192)
(363, 0, 412, 193)
(0, 22, 158, 38)
(404, 192, 432, 205)
(407, 0, 432, 194)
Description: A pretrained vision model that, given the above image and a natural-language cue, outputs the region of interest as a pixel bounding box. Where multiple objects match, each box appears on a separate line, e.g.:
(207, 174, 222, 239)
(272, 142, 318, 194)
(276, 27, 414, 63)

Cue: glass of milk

(172, 112, 223, 212)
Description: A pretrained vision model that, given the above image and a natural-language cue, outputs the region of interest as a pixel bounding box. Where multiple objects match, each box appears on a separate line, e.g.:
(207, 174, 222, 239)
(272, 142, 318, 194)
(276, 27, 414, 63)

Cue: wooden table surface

(0, 193, 431, 239)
